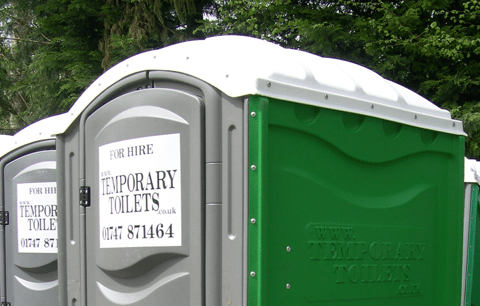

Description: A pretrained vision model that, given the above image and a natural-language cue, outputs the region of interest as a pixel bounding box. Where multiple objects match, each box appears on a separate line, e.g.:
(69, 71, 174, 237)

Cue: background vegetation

(0, 0, 479, 157)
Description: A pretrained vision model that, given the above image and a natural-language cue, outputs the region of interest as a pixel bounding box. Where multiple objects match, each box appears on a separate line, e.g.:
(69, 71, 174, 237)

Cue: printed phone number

(20, 238, 57, 248)
(102, 224, 174, 241)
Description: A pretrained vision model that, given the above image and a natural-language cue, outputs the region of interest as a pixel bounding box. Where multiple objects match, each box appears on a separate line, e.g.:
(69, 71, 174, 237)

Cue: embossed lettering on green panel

(248, 96, 464, 306)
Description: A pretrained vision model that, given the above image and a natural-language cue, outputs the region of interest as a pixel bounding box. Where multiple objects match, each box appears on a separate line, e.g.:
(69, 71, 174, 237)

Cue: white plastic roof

(0, 135, 13, 159)
(64, 35, 465, 136)
(465, 158, 478, 184)
(3, 113, 70, 156)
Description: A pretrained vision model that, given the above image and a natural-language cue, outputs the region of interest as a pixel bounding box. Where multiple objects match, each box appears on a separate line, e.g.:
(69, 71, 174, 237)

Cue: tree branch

(0, 36, 50, 45)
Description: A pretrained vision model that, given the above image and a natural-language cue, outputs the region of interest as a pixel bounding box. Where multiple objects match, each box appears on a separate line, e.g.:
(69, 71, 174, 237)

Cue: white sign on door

(99, 133, 182, 248)
(17, 182, 58, 253)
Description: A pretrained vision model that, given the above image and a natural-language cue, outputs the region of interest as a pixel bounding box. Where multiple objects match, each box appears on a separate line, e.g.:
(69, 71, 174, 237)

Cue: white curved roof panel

(9, 113, 70, 154)
(465, 158, 479, 184)
(65, 35, 465, 136)
(0, 135, 14, 159)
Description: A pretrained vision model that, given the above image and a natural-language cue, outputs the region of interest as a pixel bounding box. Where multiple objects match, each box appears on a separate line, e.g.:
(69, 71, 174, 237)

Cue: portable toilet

(464, 159, 480, 306)
(56, 35, 466, 306)
(0, 114, 68, 306)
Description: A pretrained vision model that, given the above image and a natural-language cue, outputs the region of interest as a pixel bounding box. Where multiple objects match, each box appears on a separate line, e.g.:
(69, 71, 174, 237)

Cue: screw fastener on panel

(251, 165, 257, 170)
(286, 284, 291, 289)
(266, 81, 272, 87)
(251, 218, 256, 224)
(251, 111, 257, 117)
(286, 246, 291, 252)
(250, 271, 256, 277)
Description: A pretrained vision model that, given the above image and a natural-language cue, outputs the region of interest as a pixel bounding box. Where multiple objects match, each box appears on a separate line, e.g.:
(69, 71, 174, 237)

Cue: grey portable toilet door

(83, 87, 204, 306)
(3, 147, 57, 305)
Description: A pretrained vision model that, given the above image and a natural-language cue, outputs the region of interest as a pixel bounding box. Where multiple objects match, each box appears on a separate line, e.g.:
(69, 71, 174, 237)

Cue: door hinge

(0, 211, 9, 225)
(79, 186, 91, 207)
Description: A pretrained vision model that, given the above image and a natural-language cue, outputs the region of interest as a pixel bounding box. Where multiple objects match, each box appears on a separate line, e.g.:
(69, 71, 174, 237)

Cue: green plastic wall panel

(466, 185, 480, 306)
(248, 96, 465, 306)
(473, 208, 480, 306)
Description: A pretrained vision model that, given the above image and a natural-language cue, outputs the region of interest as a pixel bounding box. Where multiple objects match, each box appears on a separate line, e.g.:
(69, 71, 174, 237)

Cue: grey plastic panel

(205, 203, 221, 306)
(2, 144, 57, 306)
(150, 72, 222, 164)
(58, 73, 153, 306)
(84, 88, 204, 306)
(221, 94, 247, 306)
(153, 72, 248, 306)
(59, 70, 249, 306)
(206, 163, 222, 204)
(56, 125, 83, 306)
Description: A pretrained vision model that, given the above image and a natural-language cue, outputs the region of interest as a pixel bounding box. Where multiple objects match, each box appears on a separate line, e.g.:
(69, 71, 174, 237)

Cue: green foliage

(0, 0, 104, 130)
(99, 0, 210, 68)
(197, 0, 480, 158)
(1, 0, 479, 159)
(351, 0, 480, 157)
(0, 0, 213, 133)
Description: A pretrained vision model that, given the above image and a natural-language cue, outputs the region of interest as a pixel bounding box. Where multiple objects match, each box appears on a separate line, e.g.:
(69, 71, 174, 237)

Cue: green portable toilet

(56, 35, 466, 306)
(465, 159, 480, 306)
